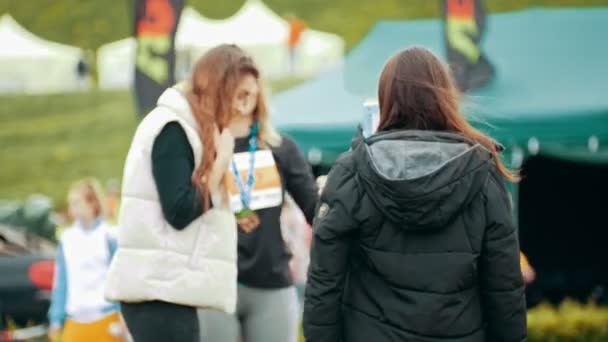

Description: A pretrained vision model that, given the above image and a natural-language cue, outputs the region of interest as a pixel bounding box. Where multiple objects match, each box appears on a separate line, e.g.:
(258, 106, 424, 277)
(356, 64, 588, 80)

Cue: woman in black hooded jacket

(303, 47, 526, 342)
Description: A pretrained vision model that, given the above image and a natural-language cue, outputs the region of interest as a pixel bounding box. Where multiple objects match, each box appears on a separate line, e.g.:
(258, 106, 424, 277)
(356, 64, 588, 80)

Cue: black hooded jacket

(303, 130, 526, 342)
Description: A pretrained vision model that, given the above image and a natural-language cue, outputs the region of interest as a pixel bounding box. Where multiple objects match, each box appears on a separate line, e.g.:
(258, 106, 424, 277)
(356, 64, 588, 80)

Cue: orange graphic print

(226, 165, 281, 196)
(447, 0, 475, 20)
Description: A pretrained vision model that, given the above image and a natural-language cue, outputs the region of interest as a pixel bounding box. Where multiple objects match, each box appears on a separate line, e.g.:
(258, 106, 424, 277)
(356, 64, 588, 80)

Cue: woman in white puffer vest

(104, 45, 267, 342)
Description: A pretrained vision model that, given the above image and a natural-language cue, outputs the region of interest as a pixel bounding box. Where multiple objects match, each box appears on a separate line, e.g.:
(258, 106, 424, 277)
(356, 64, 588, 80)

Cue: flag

(442, 0, 494, 92)
(133, 0, 184, 117)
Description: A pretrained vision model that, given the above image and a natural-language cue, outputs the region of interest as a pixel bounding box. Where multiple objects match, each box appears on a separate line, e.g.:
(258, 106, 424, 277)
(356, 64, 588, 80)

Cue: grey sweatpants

(198, 286, 299, 342)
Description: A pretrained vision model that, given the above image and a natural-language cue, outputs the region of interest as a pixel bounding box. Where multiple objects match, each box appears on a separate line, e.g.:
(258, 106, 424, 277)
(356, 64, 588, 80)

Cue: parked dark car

(0, 254, 53, 337)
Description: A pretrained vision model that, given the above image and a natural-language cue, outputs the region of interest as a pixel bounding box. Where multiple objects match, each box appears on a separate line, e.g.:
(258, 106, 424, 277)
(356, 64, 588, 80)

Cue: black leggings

(121, 301, 199, 342)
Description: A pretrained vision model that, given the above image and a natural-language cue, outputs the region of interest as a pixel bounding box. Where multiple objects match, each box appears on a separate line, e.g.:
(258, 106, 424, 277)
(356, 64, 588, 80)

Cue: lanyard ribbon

(230, 123, 259, 210)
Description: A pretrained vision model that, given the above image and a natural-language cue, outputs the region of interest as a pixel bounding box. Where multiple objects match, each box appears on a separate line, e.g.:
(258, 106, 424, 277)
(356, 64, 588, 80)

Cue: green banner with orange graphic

(133, 0, 184, 117)
(442, 0, 494, 92)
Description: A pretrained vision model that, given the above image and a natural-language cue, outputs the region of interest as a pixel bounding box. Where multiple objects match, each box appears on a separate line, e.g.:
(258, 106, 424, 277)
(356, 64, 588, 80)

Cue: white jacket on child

(49, 220, 119, 327)
(104, 87, 238, 313)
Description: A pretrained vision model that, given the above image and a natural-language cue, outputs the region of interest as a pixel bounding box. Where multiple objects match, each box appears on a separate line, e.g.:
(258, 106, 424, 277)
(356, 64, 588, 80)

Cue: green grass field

(1, 0, 607, 207)
(0, 91, 136, 206)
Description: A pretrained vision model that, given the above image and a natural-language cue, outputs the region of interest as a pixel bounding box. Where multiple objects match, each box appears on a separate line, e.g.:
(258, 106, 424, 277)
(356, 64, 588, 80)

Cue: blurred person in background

(198, 46, 318, 342)
(286, 13, 307, 76)
(304, 47, 526, 342)
(76, 52, 90, 89)
(48, 178, 125, 342)
(104, 45, 243, 342)
(280, 195, 312, 309)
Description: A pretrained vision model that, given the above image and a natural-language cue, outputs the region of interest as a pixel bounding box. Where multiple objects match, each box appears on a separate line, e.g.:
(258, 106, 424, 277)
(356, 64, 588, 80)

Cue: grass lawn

(0, 91, 137, 207)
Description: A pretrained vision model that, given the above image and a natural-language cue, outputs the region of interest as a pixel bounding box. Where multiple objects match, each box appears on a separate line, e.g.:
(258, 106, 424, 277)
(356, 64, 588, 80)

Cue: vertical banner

(133, 0, 184, 117)
(442, 0, 494, 92)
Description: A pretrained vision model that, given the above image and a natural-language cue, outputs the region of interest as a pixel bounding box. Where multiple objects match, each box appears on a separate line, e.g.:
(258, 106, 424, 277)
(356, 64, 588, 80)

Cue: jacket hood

(353, 129, 493, 231)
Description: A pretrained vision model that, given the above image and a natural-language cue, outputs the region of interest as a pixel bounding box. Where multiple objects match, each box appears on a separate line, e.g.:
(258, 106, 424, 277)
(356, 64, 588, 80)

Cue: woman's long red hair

(185, 44, 276, 209)
(377, 47, 519, 182)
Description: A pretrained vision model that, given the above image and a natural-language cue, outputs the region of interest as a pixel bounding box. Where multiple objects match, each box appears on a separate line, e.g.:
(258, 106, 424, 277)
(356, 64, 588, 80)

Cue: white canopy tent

(0, 14, 84, 94)
(296, 29, 345, 77)
(98, 1, 344, 89)
(96, 38, 135, 91)
(97, 7, 217, 90)
(187, 0, 345, 79)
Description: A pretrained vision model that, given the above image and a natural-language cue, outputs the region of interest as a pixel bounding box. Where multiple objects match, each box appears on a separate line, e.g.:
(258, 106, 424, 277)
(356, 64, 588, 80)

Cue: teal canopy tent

(271, 7, 608, 166)
(271, 8, 608, 306)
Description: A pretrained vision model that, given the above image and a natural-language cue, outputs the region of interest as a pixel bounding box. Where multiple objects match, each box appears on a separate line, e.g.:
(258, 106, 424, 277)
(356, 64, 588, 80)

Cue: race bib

(226, 150, 283, 213)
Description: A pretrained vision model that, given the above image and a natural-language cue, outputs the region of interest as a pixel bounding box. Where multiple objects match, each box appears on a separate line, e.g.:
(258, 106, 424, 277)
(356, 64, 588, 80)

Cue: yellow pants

(61, 312, 124, 342)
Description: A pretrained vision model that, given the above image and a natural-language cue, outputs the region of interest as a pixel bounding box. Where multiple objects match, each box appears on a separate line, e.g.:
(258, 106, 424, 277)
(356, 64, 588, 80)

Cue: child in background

(286, 14, 307, 75)
(48, 178, 126, 342)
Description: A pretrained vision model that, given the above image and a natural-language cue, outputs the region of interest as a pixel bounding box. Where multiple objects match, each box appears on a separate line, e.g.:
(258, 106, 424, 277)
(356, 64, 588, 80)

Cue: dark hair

(377, 46, 518, 182)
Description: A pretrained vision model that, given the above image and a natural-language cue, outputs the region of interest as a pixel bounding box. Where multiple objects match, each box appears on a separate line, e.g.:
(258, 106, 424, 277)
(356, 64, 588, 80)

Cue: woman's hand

(108, 315, 130, 339)
(238, 213, 261, 233)
(522, 265, 536, 285)
(207, 127, 235, 194)
(215, 127, 236, 166)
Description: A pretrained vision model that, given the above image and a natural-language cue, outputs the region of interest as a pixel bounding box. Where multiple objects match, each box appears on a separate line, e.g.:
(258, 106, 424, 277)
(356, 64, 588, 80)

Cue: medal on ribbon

(231, 123, 261, 231)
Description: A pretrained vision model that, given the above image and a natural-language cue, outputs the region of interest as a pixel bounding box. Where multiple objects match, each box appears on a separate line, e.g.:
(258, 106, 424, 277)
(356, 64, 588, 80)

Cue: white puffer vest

(104, 87, 237, 313)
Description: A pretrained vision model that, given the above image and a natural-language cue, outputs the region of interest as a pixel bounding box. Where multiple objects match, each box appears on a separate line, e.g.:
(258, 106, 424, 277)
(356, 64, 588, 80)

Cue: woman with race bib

(104, 45, 248, 341)
(198, 46, 319, 342)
